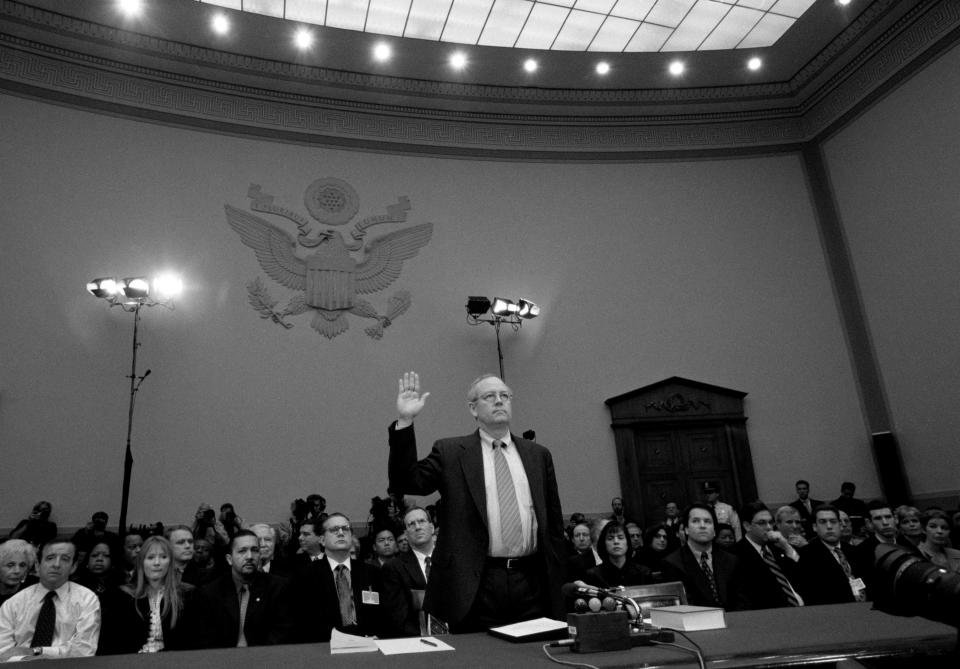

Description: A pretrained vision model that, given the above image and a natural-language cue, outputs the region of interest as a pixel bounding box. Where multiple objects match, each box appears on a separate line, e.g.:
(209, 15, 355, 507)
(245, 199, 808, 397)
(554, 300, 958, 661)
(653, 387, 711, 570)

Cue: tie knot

(494, 440, 504, 449)
(44, 590, 57, 602)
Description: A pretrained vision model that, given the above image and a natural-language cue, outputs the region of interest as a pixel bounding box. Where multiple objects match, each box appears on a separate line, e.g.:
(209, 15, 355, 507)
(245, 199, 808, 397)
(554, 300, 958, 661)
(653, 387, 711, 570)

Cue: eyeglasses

(477, 391, 513, 403)
(325, 525, 351, 535)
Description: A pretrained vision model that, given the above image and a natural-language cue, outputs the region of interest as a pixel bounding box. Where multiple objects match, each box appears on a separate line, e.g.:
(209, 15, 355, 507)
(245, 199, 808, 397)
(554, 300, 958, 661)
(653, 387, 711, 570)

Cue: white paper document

(375, 636, 455, 655)
(329, 629, 379, 654)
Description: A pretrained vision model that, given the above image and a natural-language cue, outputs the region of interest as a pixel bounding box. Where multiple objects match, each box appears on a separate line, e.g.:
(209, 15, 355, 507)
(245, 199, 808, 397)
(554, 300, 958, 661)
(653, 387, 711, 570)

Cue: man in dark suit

(298, 513, 384, 642)
(732, 502, 803, 609)
(380, 506, 441, 637)
(797, 505, 866, 605)
(202, 530, 295, 647)
(388, 371, 567, 632)
(852, 499, 919, 598)
(661, 504, 749, 610)
(788, 480, 824, 539)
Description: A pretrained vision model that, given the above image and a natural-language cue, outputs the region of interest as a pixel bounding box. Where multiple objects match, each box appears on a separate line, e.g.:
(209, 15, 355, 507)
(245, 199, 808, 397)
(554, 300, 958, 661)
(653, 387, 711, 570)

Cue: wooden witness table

(51, 603, 955, 668)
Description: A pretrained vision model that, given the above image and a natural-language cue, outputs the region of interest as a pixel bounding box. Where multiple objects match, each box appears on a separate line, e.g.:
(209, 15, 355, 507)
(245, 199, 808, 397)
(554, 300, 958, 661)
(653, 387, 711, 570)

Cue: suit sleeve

(387, 422, 444, 497)
(266, 577, 296, 645)
(379, 561, 419, 638)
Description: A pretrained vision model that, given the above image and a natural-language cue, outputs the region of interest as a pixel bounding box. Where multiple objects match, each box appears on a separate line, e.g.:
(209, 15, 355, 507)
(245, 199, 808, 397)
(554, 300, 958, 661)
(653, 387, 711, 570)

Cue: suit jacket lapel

(460, 431, 488, 529)
(403, 552, 427, 588)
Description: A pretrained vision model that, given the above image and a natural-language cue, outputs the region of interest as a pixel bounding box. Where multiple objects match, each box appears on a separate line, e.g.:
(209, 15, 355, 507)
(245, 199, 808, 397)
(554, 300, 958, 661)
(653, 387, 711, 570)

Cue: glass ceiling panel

(699, 6, 763, 50)
(553, 9, 606, 51)
(196, 0, 815, 52)
(515, 3, 570, 49)
(480, 0, 533, 47)
(443, 0, 494, 45)
(589, 16, 639, 52)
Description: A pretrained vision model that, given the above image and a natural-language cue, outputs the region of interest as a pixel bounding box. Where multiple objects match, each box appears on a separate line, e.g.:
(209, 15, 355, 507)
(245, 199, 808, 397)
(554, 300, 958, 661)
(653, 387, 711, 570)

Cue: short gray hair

(466, 374, 508, 402)
(0, 539, 36, 569)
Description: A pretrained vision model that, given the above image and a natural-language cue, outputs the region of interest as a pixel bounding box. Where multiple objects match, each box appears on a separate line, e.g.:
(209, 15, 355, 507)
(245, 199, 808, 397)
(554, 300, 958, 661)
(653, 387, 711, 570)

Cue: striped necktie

(699, 551, 721, 605)
(833, 546, 866, 602)
(762, 547, 800, 606)
(493, 440, 523, 555)
(335, 564, 357, 626)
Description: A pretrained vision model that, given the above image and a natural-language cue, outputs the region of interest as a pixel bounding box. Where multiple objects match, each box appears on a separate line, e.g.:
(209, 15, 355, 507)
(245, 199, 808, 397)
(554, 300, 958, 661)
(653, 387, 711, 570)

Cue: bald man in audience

(381, 507, 445, 637)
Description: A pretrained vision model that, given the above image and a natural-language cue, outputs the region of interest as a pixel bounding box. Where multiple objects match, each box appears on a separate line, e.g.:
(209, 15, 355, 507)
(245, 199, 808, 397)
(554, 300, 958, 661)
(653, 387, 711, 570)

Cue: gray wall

(10, 58, 953, 528)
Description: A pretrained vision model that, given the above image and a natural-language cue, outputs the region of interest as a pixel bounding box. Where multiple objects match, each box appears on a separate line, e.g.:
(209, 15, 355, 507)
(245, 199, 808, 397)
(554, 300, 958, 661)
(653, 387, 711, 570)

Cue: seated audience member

(306, 494, 327, 524)
(702, 482, 741, 541)
(917, 510, 960, 573)
(637, 525, 671, 575)
(293, 520, 325, 567)
(0, 538, 100, 659)
(838, 510, 860, 546)
(715, 524, 736, 550)
(163, 525, 201, 586)
(663, 502, 684, 548)
(852, 499, 918, 596)
(797, 505, 865, 605)
(381, 507, 445, 637)
(192, 504, 229, 550)
(191, 538, 222, 585)
(733, 502, 802, 609)
(70, 512, 119, 566)
(609, 497, 627, 525)
(952, 510, 960, 550)
(831, 482, 868, 522)
(202, 530, 294, 647)
(0, 541, 35, 607)
(661, 504, 748, 610)
(298, 513, 383, 642)
(894, 505, 924, 547)
(7, 501, 57, 549)
(366, 528, 398, 569)
(396, 534, 410, 554)
(788, 480, 824, 538)
(625, 523, 644, 562)
(583, 521, 653, 590)
(120, 533, 143, 585)
(567, 518, 607, 582)
(569, 523, 591, 555)
(73, 541, 129, 656)
(114, 536, 207, 653)
(775, 506, 808, 548)
(218, 504, 244, 541)
(249, 524, 287, 576)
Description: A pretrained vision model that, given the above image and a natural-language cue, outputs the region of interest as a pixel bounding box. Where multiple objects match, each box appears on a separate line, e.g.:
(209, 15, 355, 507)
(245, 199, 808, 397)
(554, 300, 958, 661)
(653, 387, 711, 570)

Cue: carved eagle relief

(224, 178, 433, 339)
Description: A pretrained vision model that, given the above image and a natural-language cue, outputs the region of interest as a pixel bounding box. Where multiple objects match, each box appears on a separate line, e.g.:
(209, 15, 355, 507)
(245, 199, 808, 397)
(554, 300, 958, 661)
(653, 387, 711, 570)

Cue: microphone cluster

(560, 582, 674, 653)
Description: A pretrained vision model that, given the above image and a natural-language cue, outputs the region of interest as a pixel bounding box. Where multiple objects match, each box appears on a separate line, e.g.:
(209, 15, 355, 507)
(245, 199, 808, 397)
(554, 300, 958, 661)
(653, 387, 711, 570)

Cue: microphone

(561, 582, 604, 598)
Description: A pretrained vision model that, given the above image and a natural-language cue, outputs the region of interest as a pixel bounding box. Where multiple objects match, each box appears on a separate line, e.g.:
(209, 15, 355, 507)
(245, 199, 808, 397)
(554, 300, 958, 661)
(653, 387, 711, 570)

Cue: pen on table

(421, 638, 438, 647)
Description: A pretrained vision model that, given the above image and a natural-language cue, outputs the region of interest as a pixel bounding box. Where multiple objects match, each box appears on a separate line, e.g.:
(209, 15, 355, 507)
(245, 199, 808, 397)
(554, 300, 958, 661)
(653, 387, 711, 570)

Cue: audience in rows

(1, 480, 959, 659)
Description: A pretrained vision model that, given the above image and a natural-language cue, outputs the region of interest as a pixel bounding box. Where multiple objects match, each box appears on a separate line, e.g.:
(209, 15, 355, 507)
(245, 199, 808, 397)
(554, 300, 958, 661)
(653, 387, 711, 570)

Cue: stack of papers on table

(329, 629, 379, 653)
(375, 637, 455, 655)
(488, 617, 569, 642)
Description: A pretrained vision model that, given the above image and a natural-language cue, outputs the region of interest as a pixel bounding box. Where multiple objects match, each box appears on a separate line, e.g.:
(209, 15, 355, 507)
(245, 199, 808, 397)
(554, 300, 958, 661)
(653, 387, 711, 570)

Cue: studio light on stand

(465, 295, 540, 381)
(87, 274, 182, 536)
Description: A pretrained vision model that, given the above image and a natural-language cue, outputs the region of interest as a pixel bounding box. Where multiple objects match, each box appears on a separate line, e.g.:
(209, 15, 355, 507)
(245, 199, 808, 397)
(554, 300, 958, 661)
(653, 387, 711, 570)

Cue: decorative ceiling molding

(1, 0, 958, 157)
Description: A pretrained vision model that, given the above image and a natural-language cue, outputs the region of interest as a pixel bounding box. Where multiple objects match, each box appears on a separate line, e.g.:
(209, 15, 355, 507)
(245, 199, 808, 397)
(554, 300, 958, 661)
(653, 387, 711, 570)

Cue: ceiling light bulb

(373, 42, 392, 62)
(294, 27, 314, 50)
(211, 13, 230, 36)
(596, 62, 610, 75)
(450, 52, 468, 70)
(523, 58, 538, 73)
(117, 0, 143, 17)
(747, 57, 762, 71)
(669, 61, 684, 76)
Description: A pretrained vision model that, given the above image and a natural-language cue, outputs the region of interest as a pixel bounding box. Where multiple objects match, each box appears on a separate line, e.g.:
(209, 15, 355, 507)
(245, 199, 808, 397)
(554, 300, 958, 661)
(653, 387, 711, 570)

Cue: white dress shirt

(479, 429, 538, 557)
(0, 581, 100, 658)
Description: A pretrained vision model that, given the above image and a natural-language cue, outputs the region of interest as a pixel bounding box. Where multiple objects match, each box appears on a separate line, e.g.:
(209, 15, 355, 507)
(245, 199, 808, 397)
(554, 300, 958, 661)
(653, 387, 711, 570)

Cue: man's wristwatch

(32, 646, 43, 656)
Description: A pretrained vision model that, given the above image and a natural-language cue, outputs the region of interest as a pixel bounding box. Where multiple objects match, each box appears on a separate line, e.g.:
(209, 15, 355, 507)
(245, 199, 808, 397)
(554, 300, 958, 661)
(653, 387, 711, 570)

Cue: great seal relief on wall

(224, 177, 433, 339)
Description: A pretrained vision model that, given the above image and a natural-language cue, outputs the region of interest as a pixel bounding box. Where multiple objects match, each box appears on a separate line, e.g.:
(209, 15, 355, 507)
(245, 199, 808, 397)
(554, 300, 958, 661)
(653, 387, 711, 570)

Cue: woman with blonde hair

(0, 539, 35, 607)
(112, 536, 207, 653)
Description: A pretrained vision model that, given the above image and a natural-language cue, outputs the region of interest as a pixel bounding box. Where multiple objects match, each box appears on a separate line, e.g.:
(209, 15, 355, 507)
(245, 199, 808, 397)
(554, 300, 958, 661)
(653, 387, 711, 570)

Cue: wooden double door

(606, 377, 757, 529)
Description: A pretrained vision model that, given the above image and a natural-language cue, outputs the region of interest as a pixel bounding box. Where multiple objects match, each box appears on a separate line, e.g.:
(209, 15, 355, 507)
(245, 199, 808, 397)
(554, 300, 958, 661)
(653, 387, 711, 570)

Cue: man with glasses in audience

(388, 371, 566, 632)
(301, 514, 383, 642)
